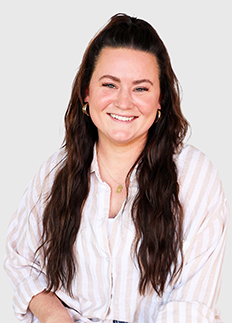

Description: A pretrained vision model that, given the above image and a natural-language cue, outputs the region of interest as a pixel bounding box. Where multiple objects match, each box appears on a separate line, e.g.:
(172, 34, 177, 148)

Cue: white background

(1, 1, 231, 321)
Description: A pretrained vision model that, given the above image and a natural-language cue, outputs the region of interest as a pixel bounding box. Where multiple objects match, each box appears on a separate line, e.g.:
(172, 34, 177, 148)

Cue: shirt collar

(90, 144, 100, 175)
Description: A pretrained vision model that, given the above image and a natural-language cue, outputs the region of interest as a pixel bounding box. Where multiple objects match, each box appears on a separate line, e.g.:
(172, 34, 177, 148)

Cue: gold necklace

(97, 152, 124, 193)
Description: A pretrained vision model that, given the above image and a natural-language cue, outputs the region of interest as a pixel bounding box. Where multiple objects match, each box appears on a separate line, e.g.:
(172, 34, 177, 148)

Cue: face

(85, 47, 161, 147)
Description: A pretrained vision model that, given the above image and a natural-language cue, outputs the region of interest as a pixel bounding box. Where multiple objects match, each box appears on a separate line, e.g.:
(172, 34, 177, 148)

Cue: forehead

(93, 47, 160, 79)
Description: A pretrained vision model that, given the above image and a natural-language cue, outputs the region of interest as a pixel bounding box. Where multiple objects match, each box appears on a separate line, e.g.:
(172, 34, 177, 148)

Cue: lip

(108, 113, 138, 122)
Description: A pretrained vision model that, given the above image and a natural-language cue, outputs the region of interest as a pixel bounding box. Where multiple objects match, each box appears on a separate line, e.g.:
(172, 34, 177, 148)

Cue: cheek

(138, 97, 160, 116)
(90, 91, 115, 112)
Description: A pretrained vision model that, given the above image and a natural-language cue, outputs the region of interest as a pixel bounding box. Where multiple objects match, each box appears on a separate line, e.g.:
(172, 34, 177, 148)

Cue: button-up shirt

(4, 145, 229, 322)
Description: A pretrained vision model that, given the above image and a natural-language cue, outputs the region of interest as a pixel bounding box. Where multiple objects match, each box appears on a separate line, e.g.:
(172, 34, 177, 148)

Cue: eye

(135, 87, 149, 92)
(102, 83, 116, 89)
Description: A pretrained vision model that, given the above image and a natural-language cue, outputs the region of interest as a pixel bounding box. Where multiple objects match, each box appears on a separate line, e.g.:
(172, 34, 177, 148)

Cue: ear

(84, 88, 89, 103)
(158, 94, 162, 109)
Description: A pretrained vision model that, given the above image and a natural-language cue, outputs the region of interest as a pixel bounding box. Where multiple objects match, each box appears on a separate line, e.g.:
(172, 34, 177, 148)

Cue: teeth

(110, 113, 135, 122)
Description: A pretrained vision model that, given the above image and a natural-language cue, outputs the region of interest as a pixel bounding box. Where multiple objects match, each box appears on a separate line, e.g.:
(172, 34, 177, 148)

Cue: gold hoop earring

(82, 103, 90, 116)
(155, 109, 161, 123)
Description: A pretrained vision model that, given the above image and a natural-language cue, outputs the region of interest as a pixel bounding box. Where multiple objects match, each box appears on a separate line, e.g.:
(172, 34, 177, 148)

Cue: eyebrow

(99, 75, 153, 86)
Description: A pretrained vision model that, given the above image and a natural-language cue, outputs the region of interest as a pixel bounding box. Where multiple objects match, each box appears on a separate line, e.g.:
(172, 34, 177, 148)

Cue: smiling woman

(85, 47, 161, 149)
(4, 13, 229, 323)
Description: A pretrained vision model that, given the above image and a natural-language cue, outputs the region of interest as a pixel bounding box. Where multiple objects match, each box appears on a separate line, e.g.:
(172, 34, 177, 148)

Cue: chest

(108, 187, 127, 218)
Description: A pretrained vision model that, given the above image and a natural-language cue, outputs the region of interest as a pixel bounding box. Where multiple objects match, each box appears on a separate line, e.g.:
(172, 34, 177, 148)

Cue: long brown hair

(39, 13, 189, 297)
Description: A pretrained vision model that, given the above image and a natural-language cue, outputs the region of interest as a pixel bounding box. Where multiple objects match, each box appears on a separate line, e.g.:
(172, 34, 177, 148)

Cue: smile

(109, 113, 137, 122)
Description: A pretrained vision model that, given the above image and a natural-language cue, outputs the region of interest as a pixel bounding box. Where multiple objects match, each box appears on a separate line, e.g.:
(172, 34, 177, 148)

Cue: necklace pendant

(116, 185, 123, 193)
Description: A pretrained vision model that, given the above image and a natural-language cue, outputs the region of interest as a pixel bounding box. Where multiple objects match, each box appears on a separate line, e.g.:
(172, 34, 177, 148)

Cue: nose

(114, 88, 134, 110)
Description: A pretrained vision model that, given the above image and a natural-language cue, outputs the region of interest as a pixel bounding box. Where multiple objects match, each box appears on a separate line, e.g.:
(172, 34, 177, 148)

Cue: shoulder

(175, 144, 212, 170)
(175, 144, 218, 182)
(6, 148, 67, 235)
(29, 147, 67, 197)
(175, 144, 224, 204)
(39, 147, 67, 178)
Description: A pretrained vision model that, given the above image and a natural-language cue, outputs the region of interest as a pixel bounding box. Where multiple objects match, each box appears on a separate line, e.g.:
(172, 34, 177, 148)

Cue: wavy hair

(39, 13, 189, 297)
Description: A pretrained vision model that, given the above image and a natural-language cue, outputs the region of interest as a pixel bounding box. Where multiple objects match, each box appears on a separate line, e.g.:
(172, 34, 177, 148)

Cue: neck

(96, 137, 146, 190)
(97, 136, 146, 168)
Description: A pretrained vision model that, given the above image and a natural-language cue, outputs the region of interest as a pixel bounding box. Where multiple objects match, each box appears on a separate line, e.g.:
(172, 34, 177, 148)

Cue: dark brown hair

(39, 13, 189, 297)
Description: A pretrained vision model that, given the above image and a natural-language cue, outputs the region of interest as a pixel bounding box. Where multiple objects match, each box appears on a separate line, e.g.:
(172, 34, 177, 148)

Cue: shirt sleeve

(154, 148, 229, 323)
(4, 150, 64, 323)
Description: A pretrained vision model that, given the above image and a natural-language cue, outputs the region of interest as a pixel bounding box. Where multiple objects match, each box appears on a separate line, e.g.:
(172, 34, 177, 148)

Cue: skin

(85, 47, 161, 149)
(29, 47, 162, 321)
(29, 291, 74, 323)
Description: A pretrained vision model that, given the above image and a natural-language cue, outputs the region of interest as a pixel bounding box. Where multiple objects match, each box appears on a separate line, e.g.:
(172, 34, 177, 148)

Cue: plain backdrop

(1, 1, 231, 322)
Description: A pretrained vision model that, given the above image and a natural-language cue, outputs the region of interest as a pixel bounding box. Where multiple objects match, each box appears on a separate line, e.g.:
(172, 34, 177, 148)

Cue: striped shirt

(4, 145, 229, 323)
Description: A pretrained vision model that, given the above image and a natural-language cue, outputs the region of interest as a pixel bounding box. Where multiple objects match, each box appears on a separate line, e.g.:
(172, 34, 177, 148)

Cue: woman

(4, 13, 229, 323)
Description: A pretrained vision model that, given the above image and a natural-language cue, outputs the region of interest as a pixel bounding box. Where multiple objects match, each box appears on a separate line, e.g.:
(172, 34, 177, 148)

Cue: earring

(82, 103, 90, 116)
(155, 109, 161, 123)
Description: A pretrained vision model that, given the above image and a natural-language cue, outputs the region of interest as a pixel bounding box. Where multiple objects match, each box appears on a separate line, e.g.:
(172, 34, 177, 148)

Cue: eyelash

(135, 87, 149, 92)
(102, 83, 116, 89)
(102, 83, 149, 92)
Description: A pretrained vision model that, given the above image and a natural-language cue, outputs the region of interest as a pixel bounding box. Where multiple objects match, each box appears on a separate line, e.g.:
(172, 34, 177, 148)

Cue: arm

(29, 291, 74, 323)
(4, 150, 71, 322)
(155, 202, 228, 322)
(154, 150, 229, 322)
